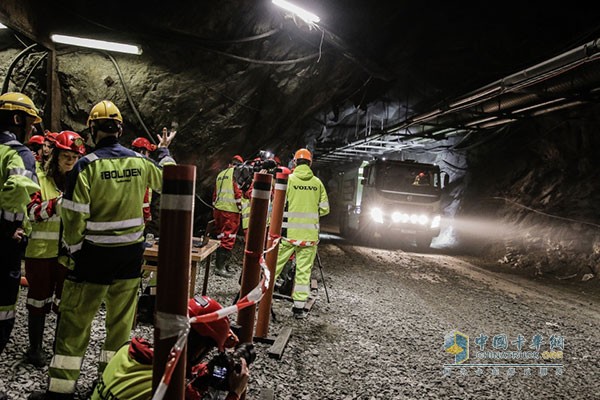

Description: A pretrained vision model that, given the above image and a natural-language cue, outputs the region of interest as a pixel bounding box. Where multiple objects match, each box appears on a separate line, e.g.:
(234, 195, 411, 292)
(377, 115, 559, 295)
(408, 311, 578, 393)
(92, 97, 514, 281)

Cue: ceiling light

(0, 23, 7, 29)
(50, 34, 142, 55)
(272, 0, 320, 24)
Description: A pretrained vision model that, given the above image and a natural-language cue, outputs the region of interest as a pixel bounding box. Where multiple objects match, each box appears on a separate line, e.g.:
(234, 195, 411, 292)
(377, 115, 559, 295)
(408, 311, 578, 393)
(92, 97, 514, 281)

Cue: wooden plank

(305, 296, 317, 312)
(143, 238, 219, 263)
(267, 326, 292, 359)
(311, 278, 318, 291)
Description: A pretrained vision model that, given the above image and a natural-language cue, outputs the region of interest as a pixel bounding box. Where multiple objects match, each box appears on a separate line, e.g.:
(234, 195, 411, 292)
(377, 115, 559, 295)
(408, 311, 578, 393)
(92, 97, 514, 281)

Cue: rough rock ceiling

(1, 1, 600, 167)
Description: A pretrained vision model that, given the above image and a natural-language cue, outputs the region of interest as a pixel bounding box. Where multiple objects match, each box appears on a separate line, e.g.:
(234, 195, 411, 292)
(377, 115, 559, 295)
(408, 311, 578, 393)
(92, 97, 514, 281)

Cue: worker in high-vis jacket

(29, 100, 176, 400)
(212, 155, 244, 277)
(23, 131, 86, 369)
(0, 92, 41, 370)
(274, 148, 329, 319)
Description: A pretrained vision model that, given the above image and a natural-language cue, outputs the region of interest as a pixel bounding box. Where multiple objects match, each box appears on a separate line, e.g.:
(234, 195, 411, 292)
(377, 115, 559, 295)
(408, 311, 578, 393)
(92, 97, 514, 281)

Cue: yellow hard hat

(294, 148, 312, 163)
(87, 100, 123, 126)
(0, 92, 42, 124)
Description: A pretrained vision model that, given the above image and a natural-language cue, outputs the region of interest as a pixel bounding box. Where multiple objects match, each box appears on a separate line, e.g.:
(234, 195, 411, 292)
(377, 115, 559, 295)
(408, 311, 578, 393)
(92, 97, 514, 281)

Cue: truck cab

(339, 159, 446, 249)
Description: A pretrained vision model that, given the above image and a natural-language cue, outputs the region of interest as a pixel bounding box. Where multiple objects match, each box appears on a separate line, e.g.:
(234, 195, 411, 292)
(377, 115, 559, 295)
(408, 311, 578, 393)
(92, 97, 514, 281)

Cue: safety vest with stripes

(282, 164, 329, 243)
(25, 170, 61, 259)
(0, 131, 40, 235)
(213, 167, 241, 213)
(61, 137, 169, 253)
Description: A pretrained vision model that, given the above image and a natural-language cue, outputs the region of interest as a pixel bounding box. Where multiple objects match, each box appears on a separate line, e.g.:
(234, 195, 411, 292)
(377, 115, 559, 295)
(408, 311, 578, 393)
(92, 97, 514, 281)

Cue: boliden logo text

(101, 168, 142, 180)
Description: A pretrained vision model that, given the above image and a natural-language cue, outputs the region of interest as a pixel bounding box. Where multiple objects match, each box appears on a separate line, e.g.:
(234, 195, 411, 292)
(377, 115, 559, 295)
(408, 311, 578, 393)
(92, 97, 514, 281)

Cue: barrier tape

(151, 238, 278, 400)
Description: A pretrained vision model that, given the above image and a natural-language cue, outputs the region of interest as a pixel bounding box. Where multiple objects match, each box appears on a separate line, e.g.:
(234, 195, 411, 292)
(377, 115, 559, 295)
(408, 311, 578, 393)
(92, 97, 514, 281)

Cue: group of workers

(212, 148, 330, 319)
(0, 89, 329, 399)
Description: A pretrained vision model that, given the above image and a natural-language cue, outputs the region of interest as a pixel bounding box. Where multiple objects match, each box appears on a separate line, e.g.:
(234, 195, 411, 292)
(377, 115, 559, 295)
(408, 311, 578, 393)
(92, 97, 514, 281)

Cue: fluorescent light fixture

(272, 0, 320, 24)
(0, 23, 7, 29)
(51, 34, 142, 55)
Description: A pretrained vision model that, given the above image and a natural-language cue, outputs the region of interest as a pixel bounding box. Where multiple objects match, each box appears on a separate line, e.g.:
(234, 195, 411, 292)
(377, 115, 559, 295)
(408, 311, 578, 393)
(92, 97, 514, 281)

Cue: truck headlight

(431, 215, 441, 229)
(391, 212, 402, 223)
(418, 215, 429, 225)
(370, 208, 384, 224)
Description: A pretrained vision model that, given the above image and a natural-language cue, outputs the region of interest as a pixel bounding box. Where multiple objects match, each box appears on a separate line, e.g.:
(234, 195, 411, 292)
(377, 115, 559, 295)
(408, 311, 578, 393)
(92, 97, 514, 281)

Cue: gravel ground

(1, 234, 599, 399)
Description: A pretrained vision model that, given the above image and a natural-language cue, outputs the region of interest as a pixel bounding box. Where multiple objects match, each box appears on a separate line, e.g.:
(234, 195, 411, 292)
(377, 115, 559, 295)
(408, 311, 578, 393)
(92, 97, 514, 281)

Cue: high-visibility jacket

(0, 131, 40, 235)
(25, 170, 61, 259)
(213, 166, 242, 213)
(241, 197, 250, 230)
(281, 164, 329, 243)
(61, 137, 169, 253)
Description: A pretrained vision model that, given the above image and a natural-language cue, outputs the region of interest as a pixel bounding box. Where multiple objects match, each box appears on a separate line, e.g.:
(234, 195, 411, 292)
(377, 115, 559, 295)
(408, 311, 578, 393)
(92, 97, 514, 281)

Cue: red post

(237, 172, 272, 344)
(153, 165, 196, 400)
(255, 168, 289, 337)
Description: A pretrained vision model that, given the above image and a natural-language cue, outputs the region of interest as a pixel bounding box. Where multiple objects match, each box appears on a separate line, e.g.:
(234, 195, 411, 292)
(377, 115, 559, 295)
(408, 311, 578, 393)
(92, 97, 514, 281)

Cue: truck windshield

(376, 164, 439, 194)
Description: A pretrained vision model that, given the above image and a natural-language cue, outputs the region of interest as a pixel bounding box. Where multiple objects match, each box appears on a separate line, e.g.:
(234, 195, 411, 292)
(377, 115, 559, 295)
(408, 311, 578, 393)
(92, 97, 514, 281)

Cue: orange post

(255, 168, 289, 337)
(237, 172, 272, 344)
(153, 165, 196, 400)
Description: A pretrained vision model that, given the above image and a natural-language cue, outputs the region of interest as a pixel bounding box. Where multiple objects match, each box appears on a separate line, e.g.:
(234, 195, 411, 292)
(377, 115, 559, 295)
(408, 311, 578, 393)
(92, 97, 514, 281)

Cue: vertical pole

(153, 165, 196, 400)
(45, 49, 61, 131)
(237, 172, 272, 344)
(255, 168, 289, 337)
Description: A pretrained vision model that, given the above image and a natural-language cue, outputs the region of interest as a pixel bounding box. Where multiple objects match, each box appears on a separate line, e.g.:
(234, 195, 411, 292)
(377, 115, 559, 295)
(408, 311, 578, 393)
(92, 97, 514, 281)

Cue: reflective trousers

(213, 208, 240, 251)
(275, 240, 317, 309)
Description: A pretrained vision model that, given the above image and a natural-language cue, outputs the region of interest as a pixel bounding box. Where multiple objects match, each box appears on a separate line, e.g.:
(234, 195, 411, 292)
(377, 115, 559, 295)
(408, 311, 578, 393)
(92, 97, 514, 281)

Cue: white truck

(338, 159, 448, 249)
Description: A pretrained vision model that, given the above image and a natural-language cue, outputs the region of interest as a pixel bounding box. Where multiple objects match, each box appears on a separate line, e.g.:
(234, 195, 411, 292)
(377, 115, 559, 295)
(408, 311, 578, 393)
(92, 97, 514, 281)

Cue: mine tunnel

(1, 1, 599, 399)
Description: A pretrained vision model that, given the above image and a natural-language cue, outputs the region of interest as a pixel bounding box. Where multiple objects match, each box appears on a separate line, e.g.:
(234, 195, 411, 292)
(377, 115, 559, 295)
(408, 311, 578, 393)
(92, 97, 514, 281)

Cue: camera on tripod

(206, 343, 256, 392)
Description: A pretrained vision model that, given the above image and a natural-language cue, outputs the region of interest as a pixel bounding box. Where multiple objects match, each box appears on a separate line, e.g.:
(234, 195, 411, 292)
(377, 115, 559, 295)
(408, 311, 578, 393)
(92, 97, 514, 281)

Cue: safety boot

(214, 248, 233, 278)
(24, 314, 47, 368)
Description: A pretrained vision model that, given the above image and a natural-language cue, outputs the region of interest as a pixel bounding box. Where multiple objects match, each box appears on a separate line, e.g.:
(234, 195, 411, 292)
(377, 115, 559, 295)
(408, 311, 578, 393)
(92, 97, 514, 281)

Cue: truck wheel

(339, 214, 349, 238)
(415, 234, 432, 250)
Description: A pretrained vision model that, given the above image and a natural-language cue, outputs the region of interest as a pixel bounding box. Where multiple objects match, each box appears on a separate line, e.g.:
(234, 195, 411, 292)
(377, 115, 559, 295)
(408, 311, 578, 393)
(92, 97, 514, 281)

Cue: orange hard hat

(294, 148, 312, 163)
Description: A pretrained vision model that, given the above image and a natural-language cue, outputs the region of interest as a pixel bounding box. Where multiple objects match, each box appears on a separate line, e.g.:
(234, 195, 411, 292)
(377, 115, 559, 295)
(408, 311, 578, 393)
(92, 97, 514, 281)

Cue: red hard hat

(232, 155, 244, 164)
(188, 296, 238, 351)
(28, 135, 45, 145)
(131, 137, 157, 152)
(44, 131, 59, 143)
(54, 131, 86, 155)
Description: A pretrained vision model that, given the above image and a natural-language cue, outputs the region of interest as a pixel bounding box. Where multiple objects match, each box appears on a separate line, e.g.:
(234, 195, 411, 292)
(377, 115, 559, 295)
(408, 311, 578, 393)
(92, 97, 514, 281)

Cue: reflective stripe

(142, 202, 150, 208)
(9, 167, 33, 179)
(30, 231, 60, 240)
(159, 156, 176, 166)
(284, 211, 319, 219)
(68, 241, 83, 253)
(293, 300, 306, 309)
(27, 297, 54, 308)
(228, 233, 236, 238)
(252, 188, 271, 199)
(50, 354, 83, 370)
(294, 284, 310, 292)
(282, 222, 319, 230)
(274, 183, 287, 191)
(0, 210, 24, 222)
(319, 201, 330, 208)
(0, 310, 15, 320)
(214, 198, 238, 204)
(161, 194, 194, 211)
(218, 189, 235, 194)
(86, 230, 143, 244)
(83, 153, 99, 163)
(100, 350, 116, 364)
(149, 286, 157, 295)
(86, 217, 144, 231)
(49, 378, 77, 394)
(62, 199, 90, 214)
